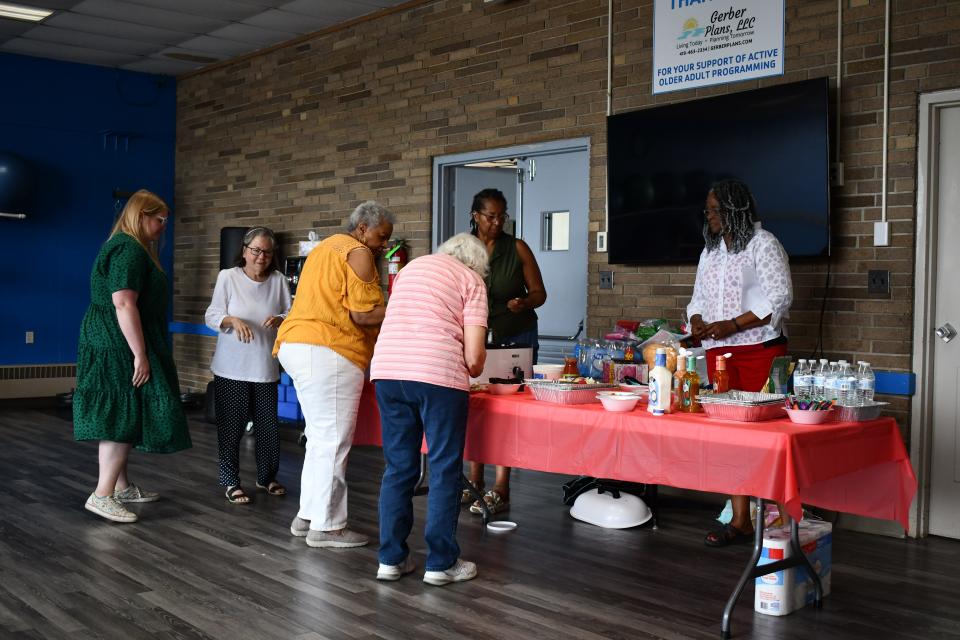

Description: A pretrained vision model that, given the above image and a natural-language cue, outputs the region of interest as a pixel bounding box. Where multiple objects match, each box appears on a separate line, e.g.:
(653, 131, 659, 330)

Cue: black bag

(204, 380, 217, 424)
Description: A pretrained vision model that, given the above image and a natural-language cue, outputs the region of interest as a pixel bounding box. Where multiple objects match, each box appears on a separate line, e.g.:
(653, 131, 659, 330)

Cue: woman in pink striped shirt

(370, 233, 488, 586)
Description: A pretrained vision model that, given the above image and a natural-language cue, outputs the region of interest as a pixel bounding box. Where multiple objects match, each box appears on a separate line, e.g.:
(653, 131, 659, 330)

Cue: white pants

(277, 343, 364, 531)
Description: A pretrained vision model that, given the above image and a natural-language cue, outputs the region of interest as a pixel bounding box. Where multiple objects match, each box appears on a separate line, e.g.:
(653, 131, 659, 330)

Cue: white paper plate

(486, 520, 518, 533)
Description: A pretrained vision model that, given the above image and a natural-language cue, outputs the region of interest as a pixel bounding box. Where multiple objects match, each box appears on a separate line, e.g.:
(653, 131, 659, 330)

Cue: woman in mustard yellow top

(275, 201, 394, 549)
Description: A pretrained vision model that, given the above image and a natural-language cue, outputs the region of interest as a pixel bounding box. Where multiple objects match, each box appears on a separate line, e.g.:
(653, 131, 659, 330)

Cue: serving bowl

(597, 391, 641, 412)
(784, 407, 834, 425)
(532, 364, 564, 380)
(487, 383, 522, 395)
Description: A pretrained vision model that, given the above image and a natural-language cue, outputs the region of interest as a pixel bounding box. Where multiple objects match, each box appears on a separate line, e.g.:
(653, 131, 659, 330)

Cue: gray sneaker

(305, 528, 369, 548)
(290, 516, 310, 537)
(377, 557, 417, 581)
(85, 493, 138, 523)
(423, 558, 477, 586)
(114, 484, 159, 503)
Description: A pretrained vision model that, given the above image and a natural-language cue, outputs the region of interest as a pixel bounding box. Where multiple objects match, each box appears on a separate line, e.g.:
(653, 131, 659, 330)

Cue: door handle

(935, 322, 956, 343)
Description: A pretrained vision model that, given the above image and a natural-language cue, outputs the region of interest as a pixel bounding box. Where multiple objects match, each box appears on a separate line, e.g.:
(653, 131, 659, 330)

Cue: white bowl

(597, 392, 640, 412)
(570, 489, 652, 528)
(486, 520, 518, 533)
(487, 383, 521, 395)
(532, 364, 564, 380)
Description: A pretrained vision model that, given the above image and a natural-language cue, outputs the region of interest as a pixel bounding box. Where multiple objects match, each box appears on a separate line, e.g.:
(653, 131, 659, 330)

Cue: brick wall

(173, 0, 960, 437)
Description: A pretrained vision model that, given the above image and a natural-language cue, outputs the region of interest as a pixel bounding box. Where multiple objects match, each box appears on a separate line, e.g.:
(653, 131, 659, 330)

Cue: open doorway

(432, 139, 590, 363)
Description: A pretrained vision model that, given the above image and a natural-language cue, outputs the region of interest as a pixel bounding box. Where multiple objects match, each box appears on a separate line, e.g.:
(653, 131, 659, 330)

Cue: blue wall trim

(875, 371, 915, 396)
(169, 322, 217, 337)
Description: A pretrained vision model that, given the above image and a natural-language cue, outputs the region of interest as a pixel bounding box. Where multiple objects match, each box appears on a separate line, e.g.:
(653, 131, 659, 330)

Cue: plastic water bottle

(858, 361, 876, 405)
(824, 362, 838, 402)
(793, 359, 811, 398)
(837, 362, 858, 406)
(813, 359, 829, 398)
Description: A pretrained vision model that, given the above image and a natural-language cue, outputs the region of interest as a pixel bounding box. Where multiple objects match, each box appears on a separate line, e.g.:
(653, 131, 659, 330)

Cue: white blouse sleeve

(204, 270, 232, 333)
(686, 248, 710, 320)
(750, 233, 793, 329)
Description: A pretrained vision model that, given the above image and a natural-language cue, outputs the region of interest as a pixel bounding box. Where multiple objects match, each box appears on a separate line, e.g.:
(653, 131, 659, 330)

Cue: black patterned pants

(214, 375, 280, 487)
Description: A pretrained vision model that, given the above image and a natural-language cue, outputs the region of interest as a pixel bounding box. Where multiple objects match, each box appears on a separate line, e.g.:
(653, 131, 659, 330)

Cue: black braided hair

(469, 188, 508, 235)
(703, 179, 758, 254)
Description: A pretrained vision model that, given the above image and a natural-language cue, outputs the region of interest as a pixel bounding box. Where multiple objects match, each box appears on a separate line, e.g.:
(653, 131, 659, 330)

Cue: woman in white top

(205, 227, 292, 504)
(687, 179, 793, 547)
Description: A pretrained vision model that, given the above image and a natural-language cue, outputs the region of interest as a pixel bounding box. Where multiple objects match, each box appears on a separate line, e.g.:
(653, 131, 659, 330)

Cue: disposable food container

(834, 401, 888, 422)
(526, 380, 618, 405)
(699, 390, 786, 422)
(597, 391, 641, 413)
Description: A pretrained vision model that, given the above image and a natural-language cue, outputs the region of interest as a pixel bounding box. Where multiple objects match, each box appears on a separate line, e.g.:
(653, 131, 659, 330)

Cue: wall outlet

(599, 271, 614, 290)
(868, 270, 890, 295)
(25, 331, 34, 344)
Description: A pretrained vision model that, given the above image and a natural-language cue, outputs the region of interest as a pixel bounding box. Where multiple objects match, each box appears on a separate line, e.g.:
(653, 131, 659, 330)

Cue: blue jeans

(376, 380, 469, 571)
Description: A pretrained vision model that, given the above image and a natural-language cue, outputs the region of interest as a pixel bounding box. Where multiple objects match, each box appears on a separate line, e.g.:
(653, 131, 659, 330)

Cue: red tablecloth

(354, 385, 916, 530)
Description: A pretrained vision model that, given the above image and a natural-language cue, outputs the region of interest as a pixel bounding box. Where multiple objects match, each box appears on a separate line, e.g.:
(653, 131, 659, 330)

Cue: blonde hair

(437, 233, 489, 278)
(109, 189, 168, 270)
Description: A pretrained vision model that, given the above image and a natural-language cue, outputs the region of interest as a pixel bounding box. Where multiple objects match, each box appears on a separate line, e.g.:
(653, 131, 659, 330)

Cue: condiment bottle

(680, 354, 701, 412)
(648, 347, 673, 416)
(673, 350, 687, 411)
(714, 355, 730, 393)
(562, 356, 578, 377)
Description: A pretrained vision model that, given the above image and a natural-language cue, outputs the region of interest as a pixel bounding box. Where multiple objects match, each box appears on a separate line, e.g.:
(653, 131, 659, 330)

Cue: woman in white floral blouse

(686, 179, 793, 547)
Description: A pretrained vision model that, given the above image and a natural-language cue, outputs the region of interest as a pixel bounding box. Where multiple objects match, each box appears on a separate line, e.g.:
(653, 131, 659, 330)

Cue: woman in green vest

(464, 188, 547, 515)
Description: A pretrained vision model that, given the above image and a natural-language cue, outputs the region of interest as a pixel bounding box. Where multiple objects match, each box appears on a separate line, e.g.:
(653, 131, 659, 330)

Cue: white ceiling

(0, 0, 412, 76)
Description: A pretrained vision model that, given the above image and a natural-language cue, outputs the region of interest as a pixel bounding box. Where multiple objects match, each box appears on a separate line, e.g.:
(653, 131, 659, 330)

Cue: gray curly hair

(346, 200, 395, 231)
(437, 233, 489, 278)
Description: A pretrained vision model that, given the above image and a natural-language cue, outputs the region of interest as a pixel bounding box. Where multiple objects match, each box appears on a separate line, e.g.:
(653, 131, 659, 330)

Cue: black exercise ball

(0, 152, 36, 211)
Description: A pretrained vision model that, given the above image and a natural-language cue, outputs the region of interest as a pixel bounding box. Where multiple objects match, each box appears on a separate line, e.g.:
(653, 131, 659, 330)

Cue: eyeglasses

(702, 207, 721, 217)
(476, 212, 510, 224)
(246, 246, 274, 257)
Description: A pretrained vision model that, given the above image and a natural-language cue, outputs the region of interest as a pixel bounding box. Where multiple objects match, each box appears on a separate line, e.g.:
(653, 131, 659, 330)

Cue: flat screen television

(607, 77, 831, 264)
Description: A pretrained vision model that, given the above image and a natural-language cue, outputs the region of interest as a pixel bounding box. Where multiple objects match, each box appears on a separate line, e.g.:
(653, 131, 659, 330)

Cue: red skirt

(706, 340, 788, 393)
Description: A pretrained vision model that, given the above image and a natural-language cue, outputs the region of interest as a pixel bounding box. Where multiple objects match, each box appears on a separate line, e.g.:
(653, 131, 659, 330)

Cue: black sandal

(256, 481, 287, 496)
(225, 485, 251, 504)
(704, 523, 753, 547)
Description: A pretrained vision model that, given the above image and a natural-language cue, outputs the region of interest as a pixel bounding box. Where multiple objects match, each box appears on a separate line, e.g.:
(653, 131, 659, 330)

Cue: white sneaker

(422, 558, 477, 586)
(85, 493, 137, 523)
(376, 557, 417, 581)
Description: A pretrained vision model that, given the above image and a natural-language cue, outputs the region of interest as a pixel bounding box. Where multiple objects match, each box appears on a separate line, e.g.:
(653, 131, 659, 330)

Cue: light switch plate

(596, 231, 607, 252)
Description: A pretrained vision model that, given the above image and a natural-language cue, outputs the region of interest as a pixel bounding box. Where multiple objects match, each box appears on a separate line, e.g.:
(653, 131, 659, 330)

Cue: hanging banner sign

(652, 0, 785, 95)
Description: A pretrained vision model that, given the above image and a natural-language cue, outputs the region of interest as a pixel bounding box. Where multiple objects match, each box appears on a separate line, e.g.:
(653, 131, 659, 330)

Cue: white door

(517, 151, 589, 351)
(930, 104, 960, 539)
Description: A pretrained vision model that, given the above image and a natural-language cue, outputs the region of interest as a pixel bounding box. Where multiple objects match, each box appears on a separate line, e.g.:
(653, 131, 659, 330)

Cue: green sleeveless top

(486, 233, 537, 341)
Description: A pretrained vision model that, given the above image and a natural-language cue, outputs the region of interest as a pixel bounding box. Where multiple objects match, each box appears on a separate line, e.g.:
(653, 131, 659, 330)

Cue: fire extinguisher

(385, 239, 407, 296)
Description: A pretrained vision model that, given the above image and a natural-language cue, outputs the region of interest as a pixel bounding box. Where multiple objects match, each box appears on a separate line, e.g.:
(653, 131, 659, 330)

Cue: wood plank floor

(1, 407, 958, 640)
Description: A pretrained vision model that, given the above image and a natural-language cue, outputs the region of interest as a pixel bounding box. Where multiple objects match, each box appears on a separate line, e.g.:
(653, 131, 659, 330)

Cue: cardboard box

(601, 360, 648, 384)
(754, 520, 832, 616)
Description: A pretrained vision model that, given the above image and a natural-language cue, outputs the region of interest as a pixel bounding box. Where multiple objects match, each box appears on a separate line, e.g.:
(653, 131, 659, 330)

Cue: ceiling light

(0, 1, 54, 22)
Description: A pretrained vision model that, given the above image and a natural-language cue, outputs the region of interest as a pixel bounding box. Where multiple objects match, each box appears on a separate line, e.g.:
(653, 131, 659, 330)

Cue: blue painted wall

(0, 53, 176, 366)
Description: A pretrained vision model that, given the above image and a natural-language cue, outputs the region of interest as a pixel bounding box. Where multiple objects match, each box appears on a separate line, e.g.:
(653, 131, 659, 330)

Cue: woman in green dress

(74, 189, 192, 523)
